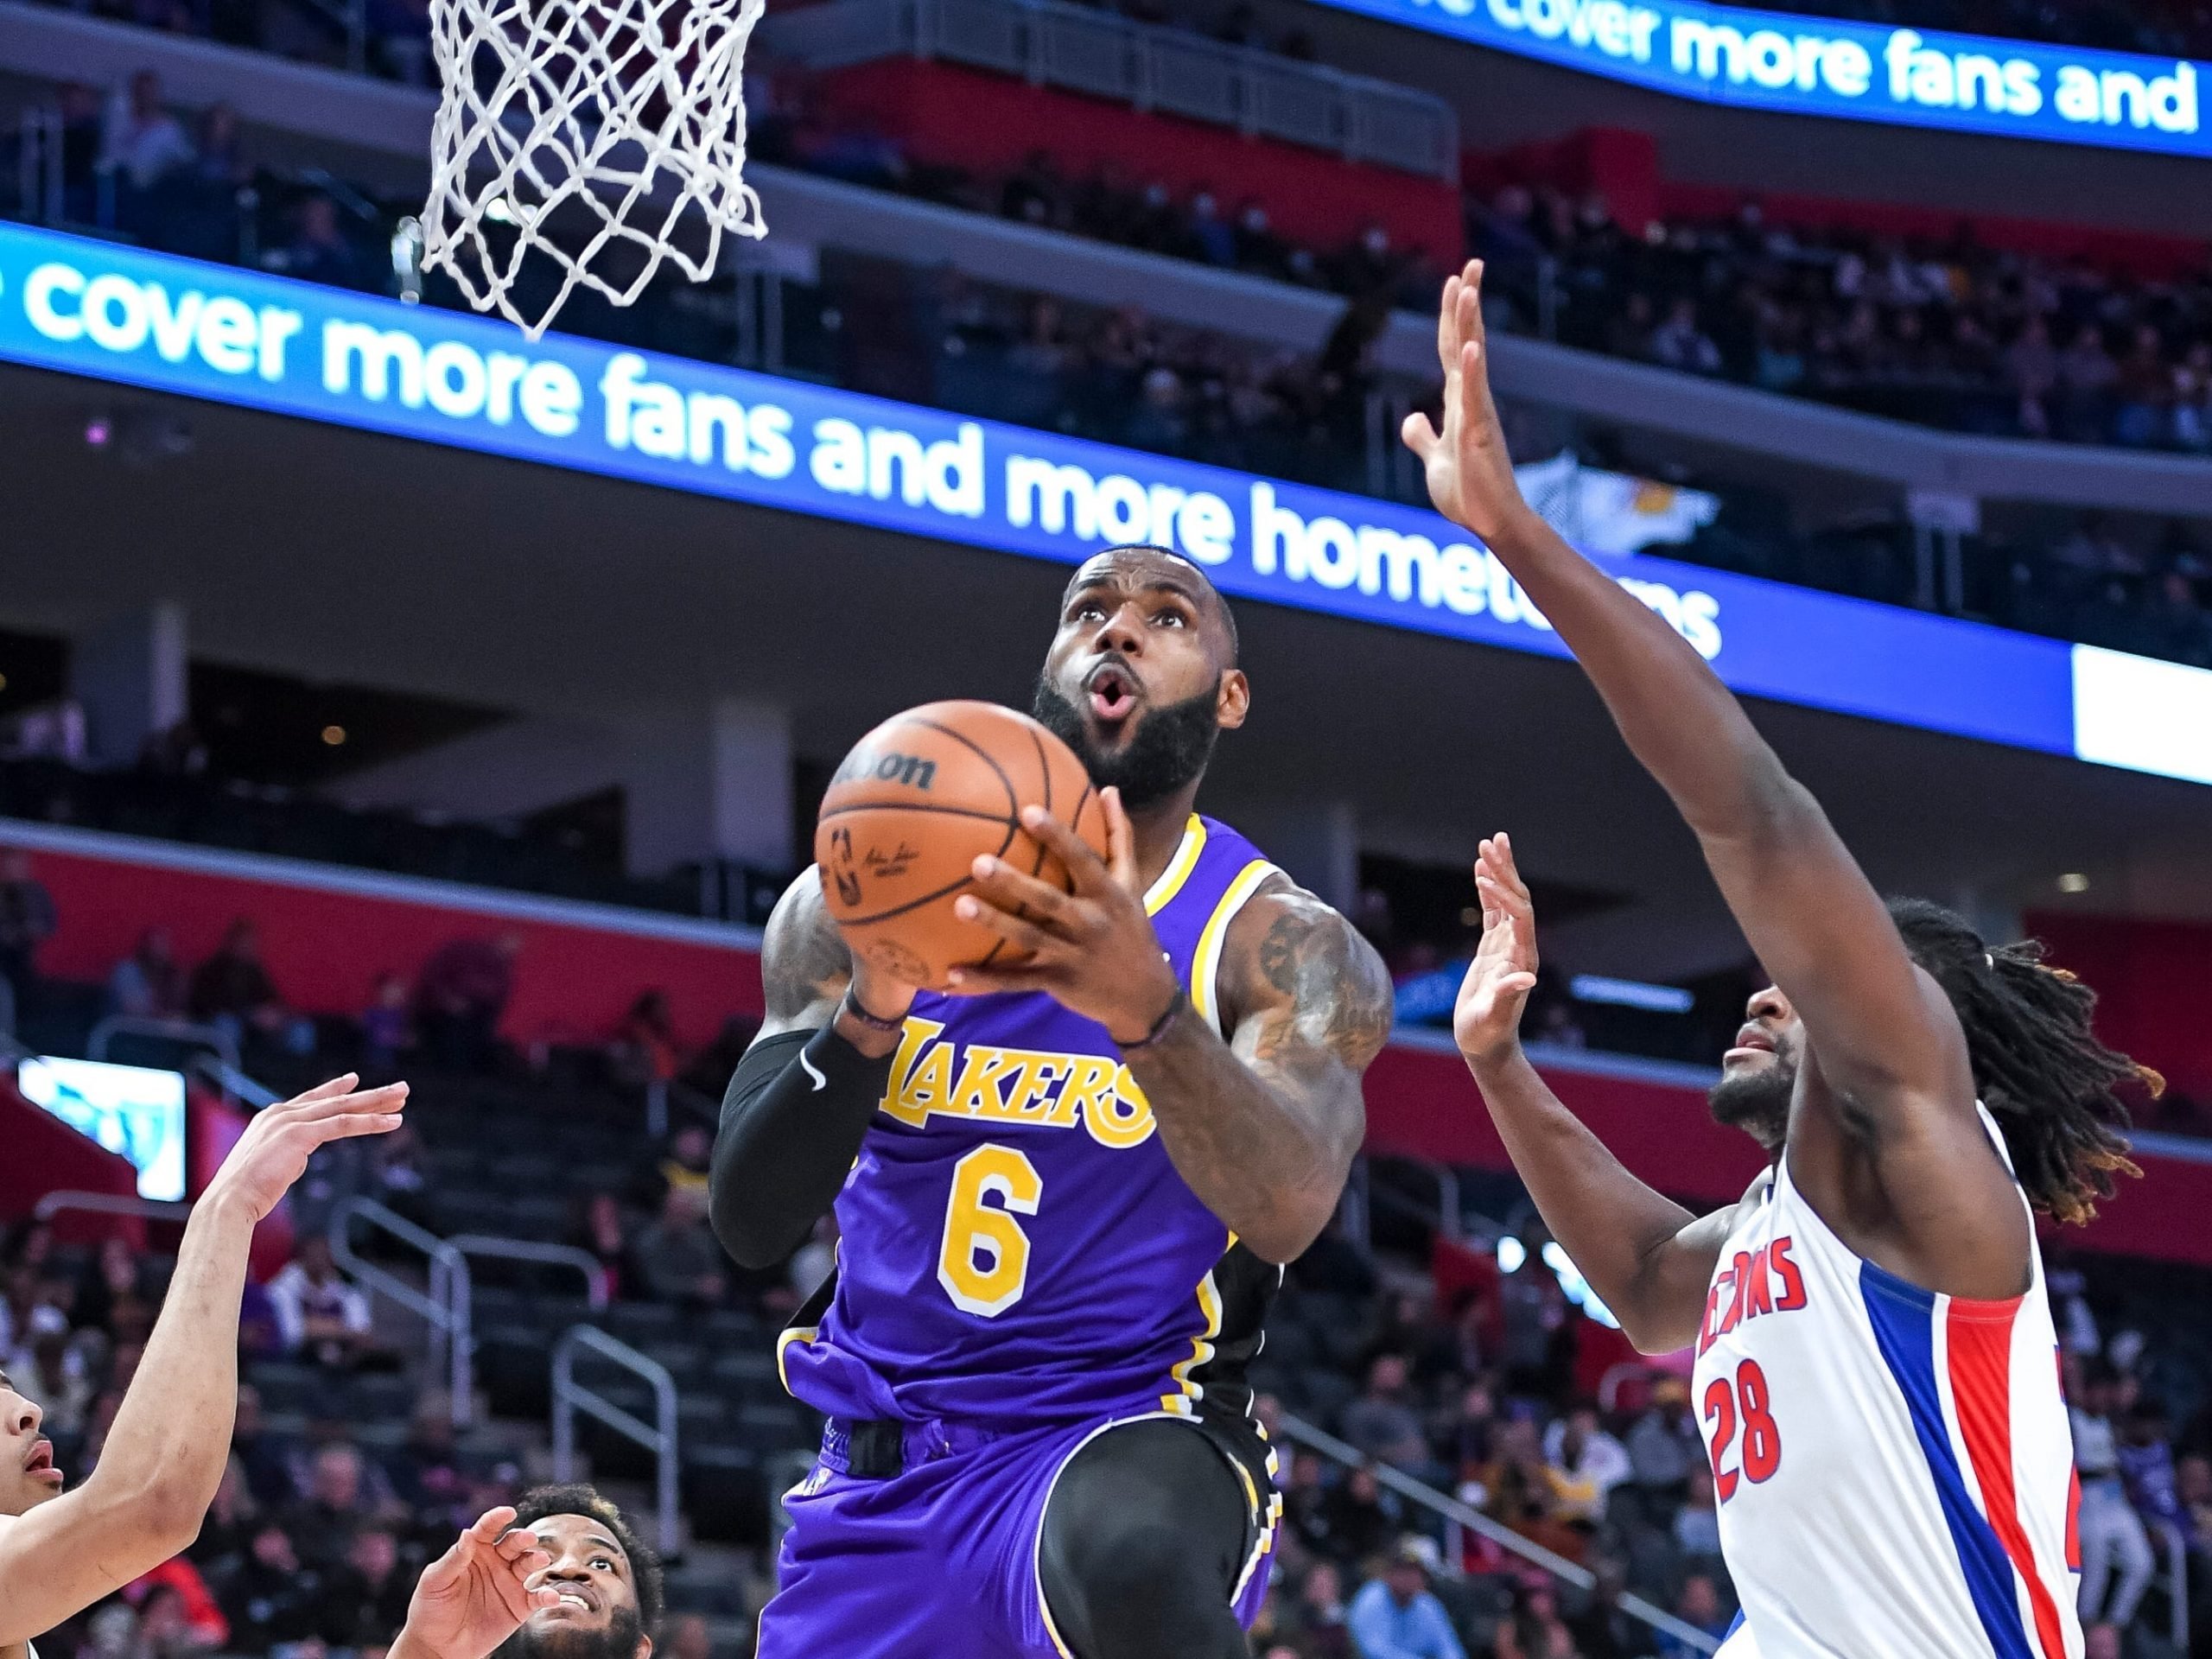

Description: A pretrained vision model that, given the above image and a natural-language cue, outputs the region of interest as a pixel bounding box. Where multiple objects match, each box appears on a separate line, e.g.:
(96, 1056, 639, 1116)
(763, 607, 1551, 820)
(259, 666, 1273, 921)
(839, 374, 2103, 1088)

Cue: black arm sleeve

(709, 1025, 895, 1269)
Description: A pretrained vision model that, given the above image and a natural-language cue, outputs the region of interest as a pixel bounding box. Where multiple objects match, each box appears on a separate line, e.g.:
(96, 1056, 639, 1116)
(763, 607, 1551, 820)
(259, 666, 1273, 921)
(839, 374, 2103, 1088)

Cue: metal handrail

(551, 1325, 680, 1555)
(331, 1197, 473, 1426)
(1275, 1412, 1722, 1655)
(88, 1015, 241, 1075)
(34, 1190, 194, 1224)
(2158, 1518, 2190, 1650)
(191, 1053, 281, 1109)
(446, 1236, 611, 1310)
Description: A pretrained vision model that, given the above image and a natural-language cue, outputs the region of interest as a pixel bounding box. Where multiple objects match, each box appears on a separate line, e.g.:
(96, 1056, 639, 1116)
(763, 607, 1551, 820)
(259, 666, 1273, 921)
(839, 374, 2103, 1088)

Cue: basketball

(815, 700, 1108, 990)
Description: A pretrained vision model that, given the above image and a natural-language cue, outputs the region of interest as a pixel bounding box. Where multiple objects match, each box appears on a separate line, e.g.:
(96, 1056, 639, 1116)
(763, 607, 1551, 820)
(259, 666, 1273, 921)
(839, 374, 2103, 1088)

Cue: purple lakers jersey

(779, 813, 1284, 1430)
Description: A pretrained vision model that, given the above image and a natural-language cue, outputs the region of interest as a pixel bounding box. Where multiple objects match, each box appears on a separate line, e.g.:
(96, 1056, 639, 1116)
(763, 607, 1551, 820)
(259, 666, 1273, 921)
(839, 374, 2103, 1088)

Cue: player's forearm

(1127, 1007, 1359, 1264)
(1480, 508, 1802, 846)
(710, 1027, 890, 1268)
(94, 1193, 256, 1526)
(1465, 1044, 1708, 1353)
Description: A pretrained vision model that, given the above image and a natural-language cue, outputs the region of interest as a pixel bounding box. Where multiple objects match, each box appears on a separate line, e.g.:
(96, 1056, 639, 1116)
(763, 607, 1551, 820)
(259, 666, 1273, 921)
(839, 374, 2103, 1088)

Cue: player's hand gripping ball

(816, 701, 1108, 990)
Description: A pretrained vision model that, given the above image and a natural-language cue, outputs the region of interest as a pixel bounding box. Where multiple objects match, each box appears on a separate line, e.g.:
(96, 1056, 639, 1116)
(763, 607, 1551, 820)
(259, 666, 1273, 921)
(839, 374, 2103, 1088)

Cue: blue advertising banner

(0, 222, 2205, 785)
(1322, 0, 2209, 158)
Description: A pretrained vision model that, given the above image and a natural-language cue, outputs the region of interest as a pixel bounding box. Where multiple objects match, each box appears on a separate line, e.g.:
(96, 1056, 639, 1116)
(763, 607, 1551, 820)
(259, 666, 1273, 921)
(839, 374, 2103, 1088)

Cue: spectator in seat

(569, 1193, 632, 1302)
(1564, 1554, 1643, 1659)
(219, 1522, 331, 1651)
(658, 1123, 715, 1223)
(188, 1454, 262, 1581)
(283, 1440, 404, 1572)
(276, 194, 369, 290)
(1542, 1404, 1630, 1524)
(1672, 1464, 1724, 1574)
(188, 918, 314, 1056)
(101, 71, 194, 194)
(415, 932, 521, 1073)
(2073, 1360, 2154, 1630)
(0, 849, 57, 1007)
(1656, 1573, 1731, 1659)
(123, 1555, 229, 1651)
(609, 990, 683, 1090)
(2005, 315, 2061, 439)
(324, 1525, 416, 1649)
(1624, 1378, 1700, 1501)
(1490, 1580, 1576, 1659)
(386, 1393, 469, 1530)
(266, 1236, 375, 1370)
(1346, 1536, 1466, 1659)
(363, 972, 417, 1077)
(664, 1612, 712, 1659)
(630, 1186, 727, 1309)
(2081, 1624, 2120, 1659)
(1648, 298, 1722, 377)
(2112, 323, 2171, 447)
(1342, 1355, 1433, 1474)
(231, 1382, 299, 1507)
(108, 927, 186, 1020)
(1315, 1464, 1398, 1568)
(1288, 1559, 1352, 1658)
(2056, 322, 2119, 444)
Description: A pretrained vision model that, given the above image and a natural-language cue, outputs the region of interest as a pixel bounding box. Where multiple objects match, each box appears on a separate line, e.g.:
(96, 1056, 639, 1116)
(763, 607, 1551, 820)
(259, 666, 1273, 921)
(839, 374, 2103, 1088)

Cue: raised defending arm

(1454, 833, 1737, 1354)
(1404, 261, 2020, 1294)
(0, 1077, 407, 1648)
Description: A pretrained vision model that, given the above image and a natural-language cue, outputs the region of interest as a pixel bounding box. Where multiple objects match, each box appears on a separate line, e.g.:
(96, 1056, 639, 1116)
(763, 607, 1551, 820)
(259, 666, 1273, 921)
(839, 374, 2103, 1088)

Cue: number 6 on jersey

(938, 1144, 1042, 1316)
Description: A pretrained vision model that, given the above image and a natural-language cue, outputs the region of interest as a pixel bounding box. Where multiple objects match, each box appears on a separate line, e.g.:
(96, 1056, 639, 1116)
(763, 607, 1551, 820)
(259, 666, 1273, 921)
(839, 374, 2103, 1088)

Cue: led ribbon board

(1325, 0, 2209, 157)
(2, 222, 2207, 785)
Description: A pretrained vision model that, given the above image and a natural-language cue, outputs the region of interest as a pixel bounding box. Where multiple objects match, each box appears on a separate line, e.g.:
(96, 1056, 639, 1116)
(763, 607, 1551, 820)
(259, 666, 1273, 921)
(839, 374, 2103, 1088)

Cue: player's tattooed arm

(754, 871, 854, 1037)
(752, 869, 913, 1058)
(1130, 880, 1390, 1264)
(950, 796, 1387, 1262)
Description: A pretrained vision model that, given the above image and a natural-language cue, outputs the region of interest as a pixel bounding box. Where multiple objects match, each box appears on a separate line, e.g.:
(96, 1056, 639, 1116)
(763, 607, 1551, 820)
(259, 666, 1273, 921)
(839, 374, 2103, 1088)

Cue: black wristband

(1116, 990, 1188, 1054)
(840, 984, 908, 1035)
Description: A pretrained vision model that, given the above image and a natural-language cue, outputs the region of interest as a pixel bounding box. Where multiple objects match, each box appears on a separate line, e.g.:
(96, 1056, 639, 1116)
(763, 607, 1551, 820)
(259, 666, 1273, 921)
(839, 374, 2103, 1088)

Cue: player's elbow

(708, 1173, 804, 1271)
(133, 1471, 211, 1558)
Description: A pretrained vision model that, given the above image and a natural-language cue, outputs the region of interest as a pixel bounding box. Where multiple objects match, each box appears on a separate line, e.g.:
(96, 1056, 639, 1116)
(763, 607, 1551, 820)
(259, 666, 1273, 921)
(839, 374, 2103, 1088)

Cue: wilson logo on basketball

(833, 749, 939, 791)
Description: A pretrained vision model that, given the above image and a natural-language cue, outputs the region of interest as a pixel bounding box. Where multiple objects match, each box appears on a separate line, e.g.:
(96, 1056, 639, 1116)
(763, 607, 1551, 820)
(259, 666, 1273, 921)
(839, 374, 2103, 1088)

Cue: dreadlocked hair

(1886, 898, 2153, 1225)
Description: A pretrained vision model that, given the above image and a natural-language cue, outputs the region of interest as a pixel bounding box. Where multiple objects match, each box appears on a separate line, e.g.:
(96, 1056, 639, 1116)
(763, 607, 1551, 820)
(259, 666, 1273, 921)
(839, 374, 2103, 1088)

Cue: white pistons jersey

(1691, 1109, 2082, 1659)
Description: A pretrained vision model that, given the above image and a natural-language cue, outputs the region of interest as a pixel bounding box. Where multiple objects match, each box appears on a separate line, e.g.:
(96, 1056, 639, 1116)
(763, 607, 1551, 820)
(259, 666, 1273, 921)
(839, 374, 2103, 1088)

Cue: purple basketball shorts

(754, 1411, 1274, 1659)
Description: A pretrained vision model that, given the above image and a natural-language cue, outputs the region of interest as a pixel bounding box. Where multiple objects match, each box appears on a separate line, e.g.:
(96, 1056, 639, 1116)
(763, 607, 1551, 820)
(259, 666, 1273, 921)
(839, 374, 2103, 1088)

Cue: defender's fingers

(295, 1082, 410, 1120)
(474, 1507, 521, 1538)
(1437, 272, 1460, 372)
(280, 1074, 360, 1108)
(1402, 410, 1440, 459)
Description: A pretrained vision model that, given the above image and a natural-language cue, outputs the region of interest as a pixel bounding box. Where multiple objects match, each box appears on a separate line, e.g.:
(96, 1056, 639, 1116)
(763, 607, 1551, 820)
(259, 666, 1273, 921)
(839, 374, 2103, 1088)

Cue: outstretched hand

(946, 788, 1183, 1045)
(1455, 833, 1540, 1068)
(392, 1507, 558, 1659)
(1401, 260, 1536, 545)
(200, 1073, 408, 1224)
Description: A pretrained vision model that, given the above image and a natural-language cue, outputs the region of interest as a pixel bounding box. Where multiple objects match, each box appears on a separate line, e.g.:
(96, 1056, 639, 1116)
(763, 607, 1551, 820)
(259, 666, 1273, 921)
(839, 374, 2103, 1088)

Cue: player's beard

(493, 1606, 645, 1659)
(1033, 676, 1221, 810)
(1707, 1058, 1794, 1154)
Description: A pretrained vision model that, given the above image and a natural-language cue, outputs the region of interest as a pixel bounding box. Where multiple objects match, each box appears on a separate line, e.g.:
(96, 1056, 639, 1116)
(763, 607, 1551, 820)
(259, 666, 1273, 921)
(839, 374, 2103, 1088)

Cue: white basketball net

(420, 0, 768, 338)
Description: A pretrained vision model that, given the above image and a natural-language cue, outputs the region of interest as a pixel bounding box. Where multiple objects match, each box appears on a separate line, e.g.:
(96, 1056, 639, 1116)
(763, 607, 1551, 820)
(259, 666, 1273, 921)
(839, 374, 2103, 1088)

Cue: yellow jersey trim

(1160, 1249, 1229, 1414)
(774, 1325, 818, 1396)
(1141, 816, 1207, 917)
(1192, 859, 1281, 1038)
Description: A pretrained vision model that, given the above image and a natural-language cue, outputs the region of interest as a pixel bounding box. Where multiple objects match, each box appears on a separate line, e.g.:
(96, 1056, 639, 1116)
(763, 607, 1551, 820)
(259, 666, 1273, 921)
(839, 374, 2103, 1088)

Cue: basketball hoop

(417, 0, 769, 339)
